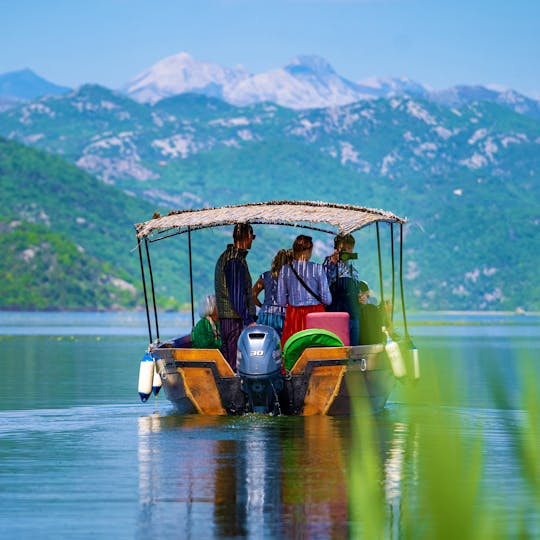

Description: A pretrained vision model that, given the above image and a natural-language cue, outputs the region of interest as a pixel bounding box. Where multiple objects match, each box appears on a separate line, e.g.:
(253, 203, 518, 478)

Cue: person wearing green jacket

(191, 294, 222, 349)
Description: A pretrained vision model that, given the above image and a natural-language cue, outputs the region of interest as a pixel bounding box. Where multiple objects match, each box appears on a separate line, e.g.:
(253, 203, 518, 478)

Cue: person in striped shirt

(277, 235, 332, 348)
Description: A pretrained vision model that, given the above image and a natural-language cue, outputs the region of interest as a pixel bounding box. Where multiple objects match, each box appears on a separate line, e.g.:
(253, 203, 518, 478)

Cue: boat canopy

(135, 200, 407, 240)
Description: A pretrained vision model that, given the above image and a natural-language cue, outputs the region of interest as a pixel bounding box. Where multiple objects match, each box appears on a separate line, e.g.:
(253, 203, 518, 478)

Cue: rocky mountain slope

(1, 85, 538, 311)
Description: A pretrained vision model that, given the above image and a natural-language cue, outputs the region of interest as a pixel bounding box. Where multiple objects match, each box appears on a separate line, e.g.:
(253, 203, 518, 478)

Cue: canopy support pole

(399, 223, 410, 341)
(145, 238, 160, 343)
(390, 223, 395, 323)
(137, 238, 153, 344)
(188, 227, 195, 328)
(376, 222, 385, 305)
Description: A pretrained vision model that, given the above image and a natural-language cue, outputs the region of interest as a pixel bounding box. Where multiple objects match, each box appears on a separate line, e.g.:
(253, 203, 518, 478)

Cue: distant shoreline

(0, 309, 538, 316)
(403, 310, 540, 326)
(0, 310, 538, 328)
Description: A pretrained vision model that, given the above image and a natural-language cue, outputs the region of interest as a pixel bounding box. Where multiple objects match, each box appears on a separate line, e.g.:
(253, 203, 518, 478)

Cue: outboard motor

(237, 325, 283, 414)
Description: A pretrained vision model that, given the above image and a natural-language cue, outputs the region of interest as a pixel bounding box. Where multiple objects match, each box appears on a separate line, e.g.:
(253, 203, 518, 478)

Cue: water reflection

(137, 415, 348, 537)
(2, 321, 539, 538)
(136, 402, 539, 538)
(136, 413, 410, 538)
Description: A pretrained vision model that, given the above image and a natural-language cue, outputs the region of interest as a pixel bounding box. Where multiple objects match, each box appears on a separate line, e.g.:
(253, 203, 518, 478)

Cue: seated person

(191, 294, 222, 349)
(359, 280, 377, 305)
(360, 280, 396, 334)
(358, 282, 384, 345)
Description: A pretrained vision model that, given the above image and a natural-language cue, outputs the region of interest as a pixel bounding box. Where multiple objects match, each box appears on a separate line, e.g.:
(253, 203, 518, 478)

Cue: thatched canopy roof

(135, 200, 407, 239)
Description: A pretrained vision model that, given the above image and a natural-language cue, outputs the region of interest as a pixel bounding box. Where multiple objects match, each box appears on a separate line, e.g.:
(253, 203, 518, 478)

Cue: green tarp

(282, 329, 344, 371)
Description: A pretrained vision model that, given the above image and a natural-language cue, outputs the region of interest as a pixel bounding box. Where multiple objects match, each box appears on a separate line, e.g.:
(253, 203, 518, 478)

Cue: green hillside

(0, 222, 135, 309)
(0, 137, 177, 310)
(1, 89, 539, 311)
(165, 142, 540, 311)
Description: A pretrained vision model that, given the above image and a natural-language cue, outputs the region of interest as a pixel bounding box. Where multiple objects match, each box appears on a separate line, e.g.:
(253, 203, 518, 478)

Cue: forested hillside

(1, 86, 539, 311)
(0, 138, 166, 310)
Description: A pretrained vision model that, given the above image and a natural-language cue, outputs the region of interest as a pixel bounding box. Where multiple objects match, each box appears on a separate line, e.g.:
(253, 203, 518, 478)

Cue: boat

(135, 200, 418, 415)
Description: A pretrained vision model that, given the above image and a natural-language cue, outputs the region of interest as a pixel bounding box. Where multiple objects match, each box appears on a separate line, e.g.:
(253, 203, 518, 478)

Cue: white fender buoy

(383, 327, 407, 379)
(411, 344, 420, 381)
(138, 352, 154, 402)
(152, 363, 163, 396)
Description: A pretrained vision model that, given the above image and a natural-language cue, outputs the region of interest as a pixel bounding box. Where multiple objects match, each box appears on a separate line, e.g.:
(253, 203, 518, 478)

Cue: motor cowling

(237, 325, 283, 414)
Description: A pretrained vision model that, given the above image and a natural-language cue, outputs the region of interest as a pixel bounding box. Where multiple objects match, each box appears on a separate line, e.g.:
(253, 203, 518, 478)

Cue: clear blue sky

(1, 0, 539, 98)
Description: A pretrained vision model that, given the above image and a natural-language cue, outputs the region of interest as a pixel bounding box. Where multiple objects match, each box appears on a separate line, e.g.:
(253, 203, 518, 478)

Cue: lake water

(0, 312, 539, 539)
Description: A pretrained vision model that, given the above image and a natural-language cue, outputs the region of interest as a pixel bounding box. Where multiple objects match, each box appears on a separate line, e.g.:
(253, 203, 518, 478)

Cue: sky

(1, 0, 539, 98)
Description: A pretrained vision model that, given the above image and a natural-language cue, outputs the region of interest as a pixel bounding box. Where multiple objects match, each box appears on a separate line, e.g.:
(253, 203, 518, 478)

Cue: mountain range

(0, 52, 539, 311)
(0, 68, 70, 112)
(1, 52, 539, 117)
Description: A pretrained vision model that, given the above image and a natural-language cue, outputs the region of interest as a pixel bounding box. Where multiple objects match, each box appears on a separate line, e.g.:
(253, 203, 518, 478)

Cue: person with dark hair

(323, 233, 362, 345)
(358, 280, 396, 344)
(358, 281, 385, 345)
(252, 248, 292, 337)
(277, 235, 332, 348)
(214, 223, 257, 370)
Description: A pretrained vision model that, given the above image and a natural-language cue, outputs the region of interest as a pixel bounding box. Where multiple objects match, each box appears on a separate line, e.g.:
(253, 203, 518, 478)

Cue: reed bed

(349, 348, 540, 539)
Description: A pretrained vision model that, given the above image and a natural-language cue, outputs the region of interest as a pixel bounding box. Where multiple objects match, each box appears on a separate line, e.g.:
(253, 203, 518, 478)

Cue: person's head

(358, 280, 371, 304)
(199, 294, 218, 319)
(334, 233, 355, 253)
(292, 235, 313, 260)
(270, 248, 292, 277)
(233, 223, 255, 249)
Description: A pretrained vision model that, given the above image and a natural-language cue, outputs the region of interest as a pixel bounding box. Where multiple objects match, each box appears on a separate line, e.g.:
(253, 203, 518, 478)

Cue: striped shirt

(277, 261, 332, 307)
(259, 271, 286, 316)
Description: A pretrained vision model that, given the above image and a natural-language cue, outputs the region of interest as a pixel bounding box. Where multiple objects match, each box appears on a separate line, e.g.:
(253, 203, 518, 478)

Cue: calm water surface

(0, 313, 539, 539)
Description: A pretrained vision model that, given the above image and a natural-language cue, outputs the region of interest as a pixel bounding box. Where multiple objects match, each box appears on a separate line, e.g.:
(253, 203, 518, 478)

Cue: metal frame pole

(145, 238, 160, 342)
(390, 223, 395, 323)
(137, 238, 153, 344)
(376, 222, 384, 305)
(188, 227, 195, 328)
(399, 223, 410, 341)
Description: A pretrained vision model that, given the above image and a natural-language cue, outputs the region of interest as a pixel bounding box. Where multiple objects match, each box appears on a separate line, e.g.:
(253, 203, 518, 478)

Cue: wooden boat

(135, 200, 417, 415)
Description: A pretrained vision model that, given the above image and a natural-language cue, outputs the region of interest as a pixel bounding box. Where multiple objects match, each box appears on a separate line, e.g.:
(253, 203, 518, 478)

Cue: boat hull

(152, 344, 395, 416)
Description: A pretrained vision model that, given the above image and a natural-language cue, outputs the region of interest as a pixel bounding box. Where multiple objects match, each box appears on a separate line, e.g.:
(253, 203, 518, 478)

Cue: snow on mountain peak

(125, 52, 250, 104)
(286, 55, 337, 76)
(121, 52, 537, 114)
(124, 51, 435, 108)
(357, 76, 429, 98)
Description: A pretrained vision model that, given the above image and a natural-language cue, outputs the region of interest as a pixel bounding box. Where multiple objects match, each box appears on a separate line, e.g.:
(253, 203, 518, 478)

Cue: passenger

(358, 280, 378, 305)
(191, 294, 222, 349)
(252, 248, 292, 337)
(214, 223, 257, 370)
(323, 234, 361, 345)
(277, 235, 332, 348)
(358, 281, 392, 344)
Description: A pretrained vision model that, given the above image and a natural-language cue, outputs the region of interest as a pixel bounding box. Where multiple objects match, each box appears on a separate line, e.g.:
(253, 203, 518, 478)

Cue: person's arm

(224, 259, 255, 325)
(318, 265, 333, 306)
(323, 255, 338, 284)
(252, 276, 264, 308)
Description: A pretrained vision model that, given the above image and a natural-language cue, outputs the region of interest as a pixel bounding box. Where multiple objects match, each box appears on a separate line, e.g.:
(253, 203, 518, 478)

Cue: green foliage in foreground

(349, 353, 540, 539)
